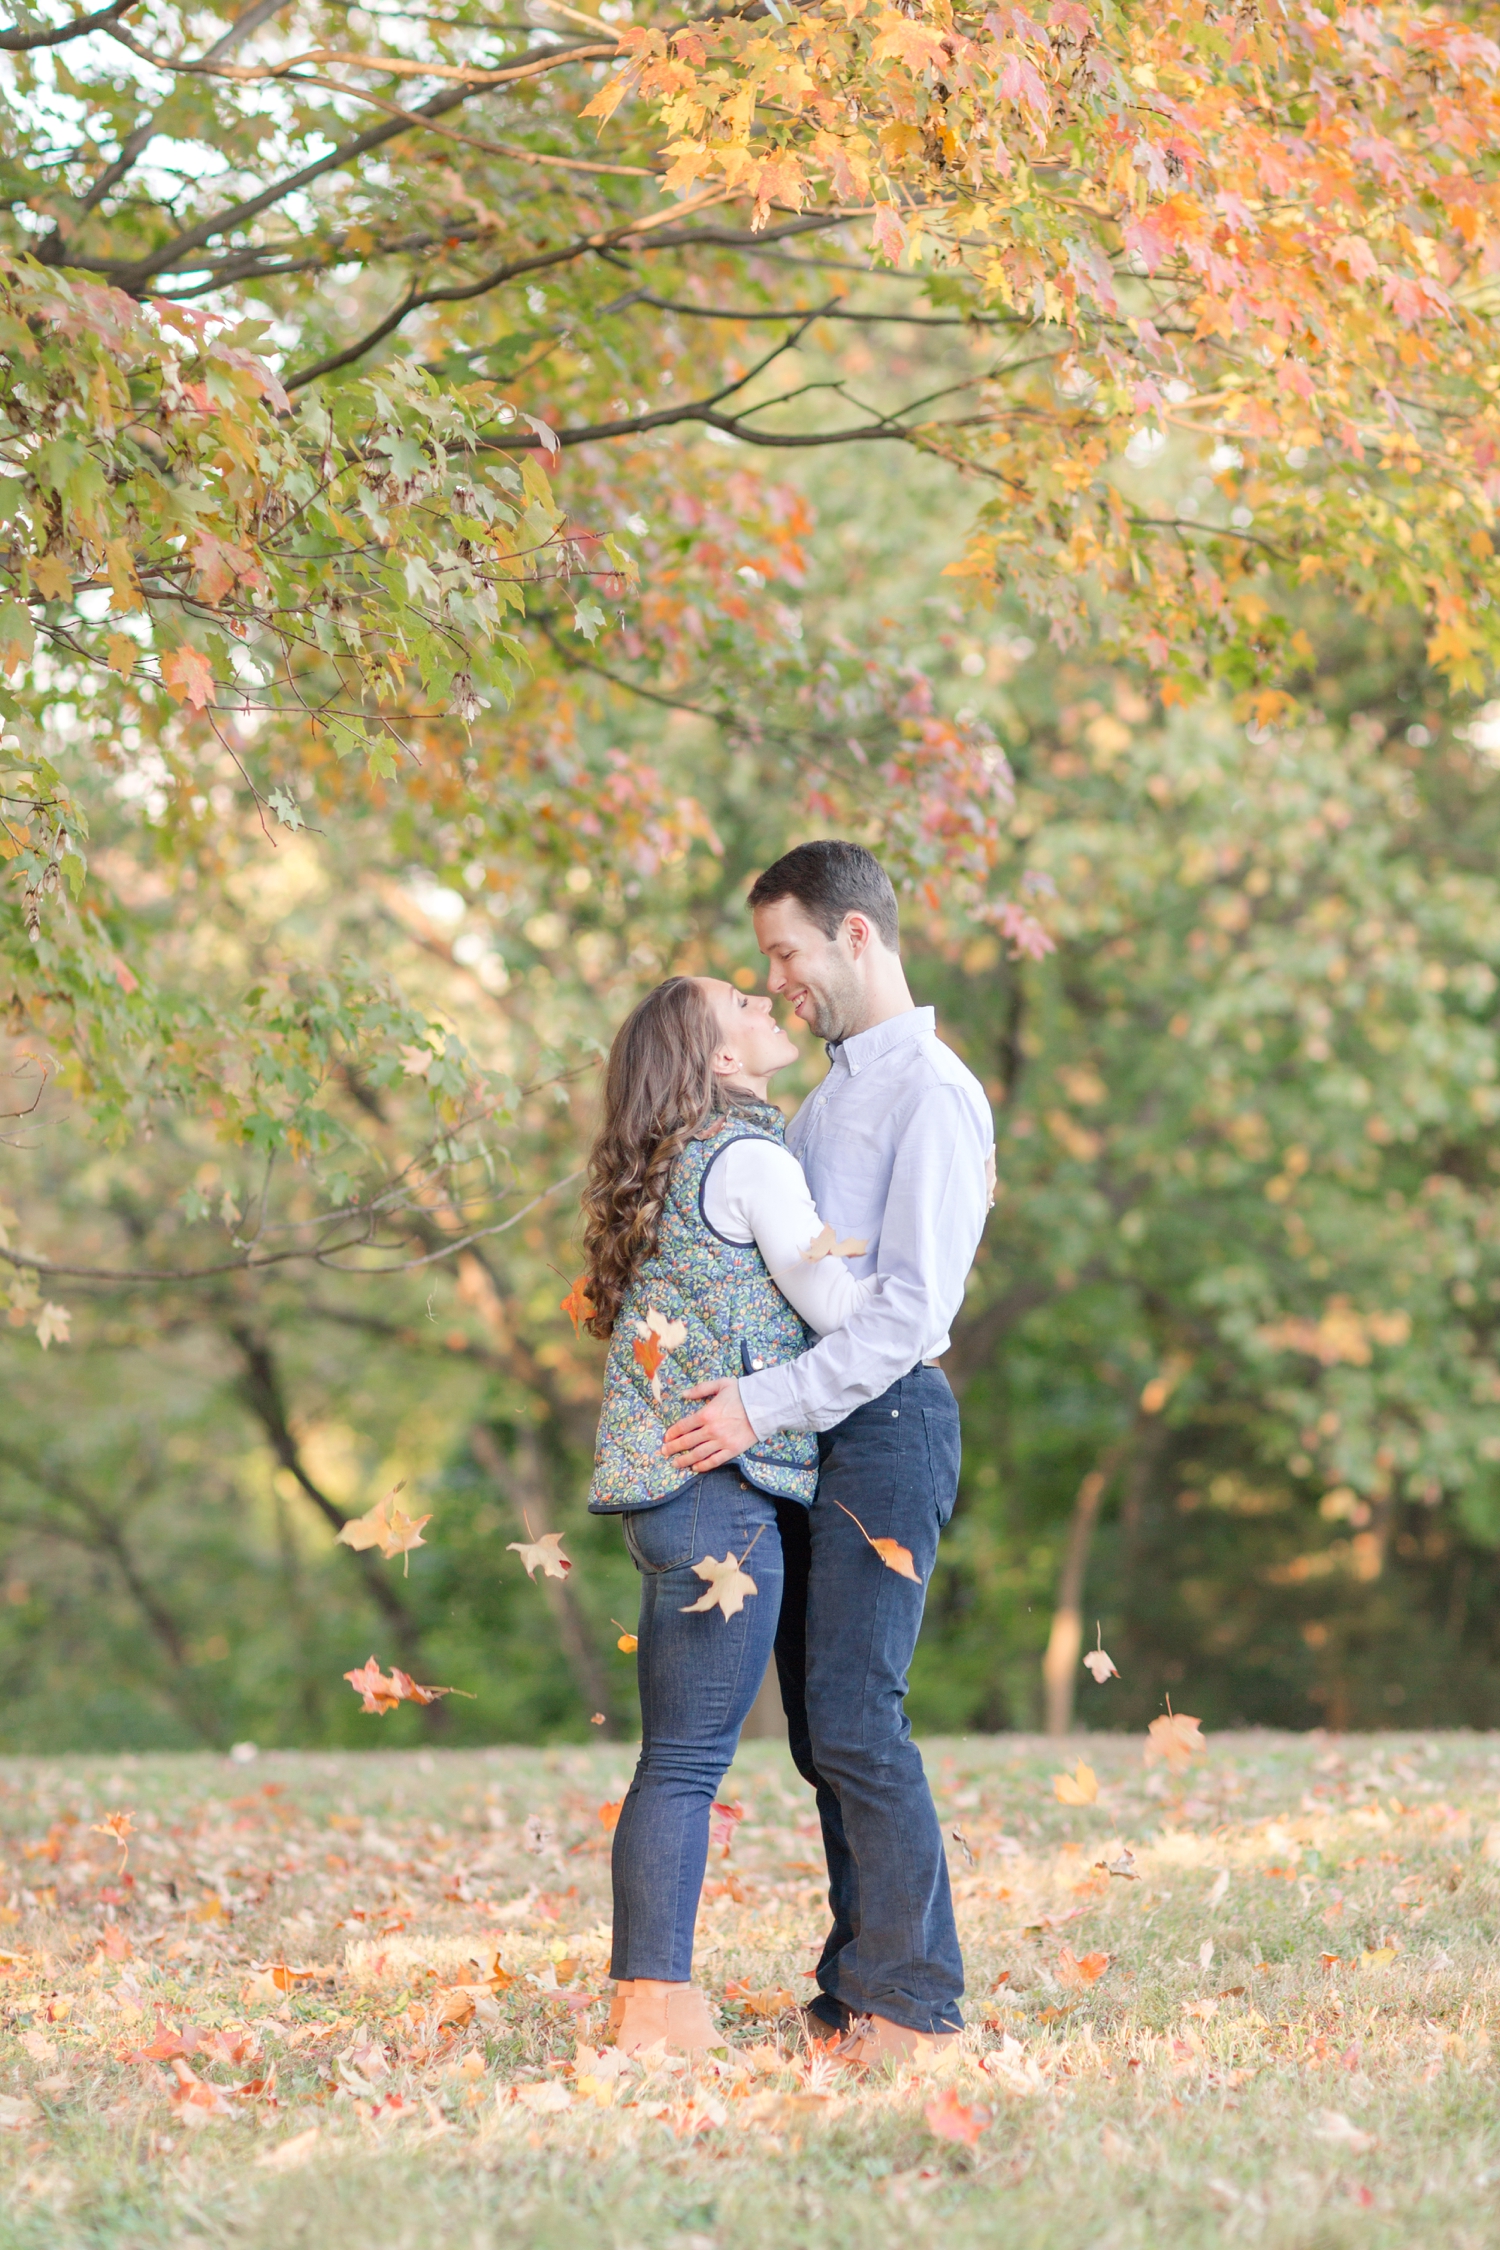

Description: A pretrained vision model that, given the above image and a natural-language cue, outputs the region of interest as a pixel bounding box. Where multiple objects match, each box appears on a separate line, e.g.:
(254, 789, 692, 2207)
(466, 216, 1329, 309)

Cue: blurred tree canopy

(1, 0, 1500, 1745)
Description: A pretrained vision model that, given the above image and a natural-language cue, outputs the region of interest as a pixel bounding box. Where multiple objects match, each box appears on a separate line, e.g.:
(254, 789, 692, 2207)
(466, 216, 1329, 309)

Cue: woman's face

(693, 977, 800, 1086)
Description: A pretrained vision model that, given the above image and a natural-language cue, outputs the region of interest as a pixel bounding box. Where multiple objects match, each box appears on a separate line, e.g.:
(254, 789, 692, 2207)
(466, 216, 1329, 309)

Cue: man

(663, 839, 994, 2062)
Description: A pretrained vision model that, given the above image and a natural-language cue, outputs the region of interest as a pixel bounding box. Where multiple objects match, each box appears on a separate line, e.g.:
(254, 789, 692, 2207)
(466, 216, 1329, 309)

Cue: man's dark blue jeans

(609, 1467, 783, 1982)
(773, 1364, 964, 2037)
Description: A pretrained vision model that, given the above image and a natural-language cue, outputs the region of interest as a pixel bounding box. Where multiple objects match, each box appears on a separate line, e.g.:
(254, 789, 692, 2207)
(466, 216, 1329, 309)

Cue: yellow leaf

(31, 553, 72, 601)
(681, 1549, 759, 1618)
(1053, 1759, 1098, 1805)
(104, 633, 138, 678)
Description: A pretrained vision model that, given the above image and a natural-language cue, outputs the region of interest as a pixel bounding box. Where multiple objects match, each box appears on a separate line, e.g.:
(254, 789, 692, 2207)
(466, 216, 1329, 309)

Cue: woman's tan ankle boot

(606, 1981, 634, 2041)
(614, 1979, 718, 2055)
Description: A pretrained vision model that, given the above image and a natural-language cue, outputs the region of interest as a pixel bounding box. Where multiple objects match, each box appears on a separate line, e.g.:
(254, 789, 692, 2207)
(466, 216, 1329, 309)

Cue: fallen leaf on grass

(1312, 2109, 1378, 2153)
(0, 2095, 37, 2131)
(724, 1981, 796, 2017)
(1101, 2124, 1134, 2162)
(515, 2079, 573, 2114)
(924, 2087, 991, 2146)
(1053, 1759, 1098, 1806)
(829, 1498, 920, 1581)
(1145, 1708, 1206, 1772)
(1056, 1947, 1110, 1988)
(257, 2126, 321, 2172)
(1359, 1947, 1397, 1970)
(167, 2059, 238, 2127)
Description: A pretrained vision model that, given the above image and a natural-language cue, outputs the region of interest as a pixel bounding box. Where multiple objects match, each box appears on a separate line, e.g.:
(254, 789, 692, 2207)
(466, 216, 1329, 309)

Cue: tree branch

(0, 0, 138, 49)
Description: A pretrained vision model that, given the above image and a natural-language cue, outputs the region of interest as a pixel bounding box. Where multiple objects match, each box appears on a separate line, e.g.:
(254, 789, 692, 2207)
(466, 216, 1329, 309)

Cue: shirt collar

(826, 1006, 935, 1077)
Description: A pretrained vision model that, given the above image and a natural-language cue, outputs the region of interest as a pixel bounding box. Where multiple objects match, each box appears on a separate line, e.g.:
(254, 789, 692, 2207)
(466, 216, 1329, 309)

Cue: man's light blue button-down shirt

(737, 1005, 994, 1439)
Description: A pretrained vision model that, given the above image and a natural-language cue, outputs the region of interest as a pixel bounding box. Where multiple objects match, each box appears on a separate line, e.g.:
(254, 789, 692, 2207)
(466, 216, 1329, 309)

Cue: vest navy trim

(696, 1131, 764, 1249)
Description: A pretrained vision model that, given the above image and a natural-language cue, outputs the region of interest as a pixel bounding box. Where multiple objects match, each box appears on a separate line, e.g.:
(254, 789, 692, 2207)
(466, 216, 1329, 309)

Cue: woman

(580, 975, 869, 2056)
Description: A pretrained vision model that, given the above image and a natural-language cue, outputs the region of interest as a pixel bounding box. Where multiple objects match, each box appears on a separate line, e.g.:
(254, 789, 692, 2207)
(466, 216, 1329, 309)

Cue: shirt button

(891, 1409, 899, 1419)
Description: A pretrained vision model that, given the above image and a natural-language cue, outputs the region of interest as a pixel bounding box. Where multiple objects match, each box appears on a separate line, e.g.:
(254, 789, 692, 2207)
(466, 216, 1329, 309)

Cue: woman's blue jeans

(609, 1468, 784, 1981)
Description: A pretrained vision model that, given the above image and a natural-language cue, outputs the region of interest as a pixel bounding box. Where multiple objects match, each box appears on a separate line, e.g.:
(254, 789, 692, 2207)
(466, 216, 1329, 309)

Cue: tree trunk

(1042, 1458, 1117, 1738)
(469, 1421, 620, 1737)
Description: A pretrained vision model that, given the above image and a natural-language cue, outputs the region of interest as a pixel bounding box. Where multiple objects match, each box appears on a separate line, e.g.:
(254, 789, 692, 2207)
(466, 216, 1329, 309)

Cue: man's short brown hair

(746, 840, 900, 951)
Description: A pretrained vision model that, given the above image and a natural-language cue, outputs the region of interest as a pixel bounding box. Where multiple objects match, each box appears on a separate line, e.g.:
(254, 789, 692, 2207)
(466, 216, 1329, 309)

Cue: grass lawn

(0, 1727, 1495, 2248)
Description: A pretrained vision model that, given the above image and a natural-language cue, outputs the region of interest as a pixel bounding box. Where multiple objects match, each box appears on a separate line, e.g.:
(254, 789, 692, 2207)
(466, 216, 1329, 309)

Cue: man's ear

(841, 910, 874, 959)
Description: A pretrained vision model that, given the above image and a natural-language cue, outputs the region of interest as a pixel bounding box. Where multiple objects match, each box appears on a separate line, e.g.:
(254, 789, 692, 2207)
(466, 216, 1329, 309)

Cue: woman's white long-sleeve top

(700, 1138, 874, 1337)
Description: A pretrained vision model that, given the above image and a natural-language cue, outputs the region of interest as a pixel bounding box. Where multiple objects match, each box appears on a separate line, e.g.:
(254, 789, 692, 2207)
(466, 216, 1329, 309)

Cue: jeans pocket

(622, 1484, 702, 1574)
(922, 1405, 962, 1528)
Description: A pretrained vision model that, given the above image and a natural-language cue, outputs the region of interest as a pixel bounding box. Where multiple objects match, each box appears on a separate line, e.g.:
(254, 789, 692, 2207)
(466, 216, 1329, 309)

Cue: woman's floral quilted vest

(587, 1107, 819, 1513)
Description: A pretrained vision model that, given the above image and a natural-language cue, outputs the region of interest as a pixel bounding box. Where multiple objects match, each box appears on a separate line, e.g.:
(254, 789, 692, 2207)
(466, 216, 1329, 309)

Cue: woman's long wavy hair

(581, 976, 740, 1340)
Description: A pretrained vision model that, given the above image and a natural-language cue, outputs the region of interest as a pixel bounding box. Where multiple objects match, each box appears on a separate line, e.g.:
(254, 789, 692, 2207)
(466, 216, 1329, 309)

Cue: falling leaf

(633, 1306, 688, 1401)
(1207, 1868, 1230, 1907)
(1096, 1847, 1139, 1880)
(709, 1799, 744, 1856)
(1053, 1760, 1098, 1806)
(1083, 1620, 1119, 1683)
(611, 1618, 638, 1653)
(1199, 1940, 1215, 1971)
(589, 1712, 606, 1725)
(950, 1827, 976, 1867)
(507, 1529, 572, 1580)
(681, 1549, 759, 1619)
(802, 1223, 868, 1261)
(924, 2087, 991, 2146)
(598, 1800, 623, 1833)
(335, 1485, 432, 1576)
(560, 1274, 595, 1333)
(830, 1497, 921, 1581)
(1056, 1947, 1110, 1988)
(1144, 1708, 1206, 1773)
(342, 1656, 469, 1714)
(89, 1811, 133, 1869)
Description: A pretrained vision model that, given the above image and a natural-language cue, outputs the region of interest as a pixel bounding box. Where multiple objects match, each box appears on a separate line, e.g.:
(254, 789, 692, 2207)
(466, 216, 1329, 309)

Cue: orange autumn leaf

(342, 1656, 471, 1714)
(1145, 1708, 1206, 1773)
(560, 1274, 595, 1334)
(612, 1617, 638, 1653)
(633, 1330, 664, 1382)
(336, 1483, 432, 1575)
(925, 2086, 991, 2146)
(161, 644, 215, 710)
(1056, 1947, 1111, 1988)
(90, 1810, 133, 1867)
(598, 1800, 623, 1833)
(831, 1498, 921, 1582)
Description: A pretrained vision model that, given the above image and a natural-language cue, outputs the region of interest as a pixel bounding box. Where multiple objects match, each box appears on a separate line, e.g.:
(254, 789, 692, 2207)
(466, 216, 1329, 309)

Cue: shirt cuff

(737, 1363, 804, 1441)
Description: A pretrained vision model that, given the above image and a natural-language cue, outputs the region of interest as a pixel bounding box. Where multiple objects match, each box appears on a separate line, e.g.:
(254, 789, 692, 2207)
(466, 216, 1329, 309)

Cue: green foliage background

(5, 426, 1500, 1752)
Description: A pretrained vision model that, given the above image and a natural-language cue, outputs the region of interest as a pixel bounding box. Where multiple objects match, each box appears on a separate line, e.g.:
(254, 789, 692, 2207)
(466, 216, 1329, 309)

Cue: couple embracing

(579, 841, 994, 2063)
